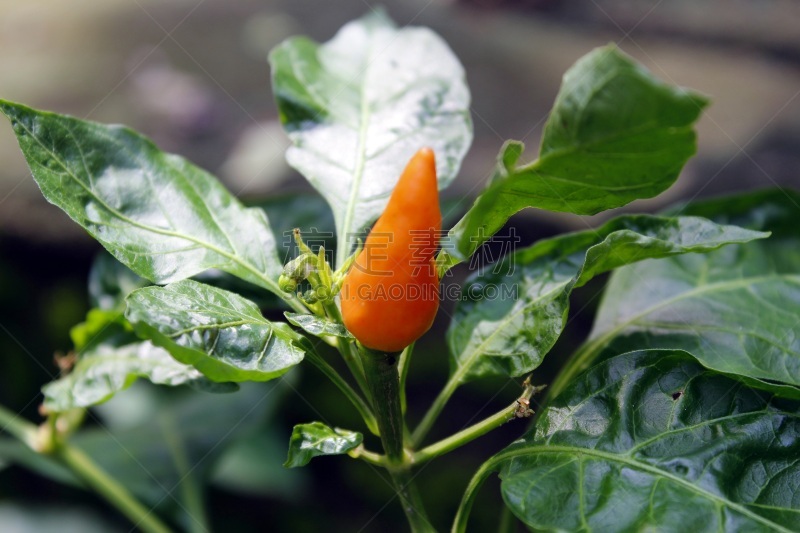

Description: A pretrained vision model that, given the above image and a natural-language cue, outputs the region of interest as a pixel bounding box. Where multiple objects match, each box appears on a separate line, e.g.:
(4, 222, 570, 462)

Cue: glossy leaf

(88, 249, 285, 316)
(576, 189, 800, 393)
(126, 280, 306, 382)
(43, 310, 233, 412)
(270, 10, 472, 266)
(445, 45, 707, 266)
(447, 215, 766, 385)
(0, 100, 289, 298)
(489, 350, 800, 533)
(284, 312, 354, 339)
(284, 421, 363, 468)
(43, 312, 212, 412)
(87, 189, 338, 313)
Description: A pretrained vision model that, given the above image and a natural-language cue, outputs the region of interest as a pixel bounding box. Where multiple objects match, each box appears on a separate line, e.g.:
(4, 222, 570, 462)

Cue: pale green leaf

(270, 10, 472, 266)
(44, 310, 233, 412)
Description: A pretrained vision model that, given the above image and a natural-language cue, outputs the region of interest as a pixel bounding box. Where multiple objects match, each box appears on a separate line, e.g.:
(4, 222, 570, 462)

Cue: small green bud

(278, 275, 297, 293)
(315, 285, 331, 301)
(302, 289, 318, 304)
(283, 254, 314, 281)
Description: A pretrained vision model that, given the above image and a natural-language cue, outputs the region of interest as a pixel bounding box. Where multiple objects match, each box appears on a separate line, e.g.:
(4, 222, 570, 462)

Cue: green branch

(450, 454, 506, 533)
(413, 380, 539, 465)
(58, 445, 174, 533)
(1, 403, 173, 533)
(359, 345, 435, 532)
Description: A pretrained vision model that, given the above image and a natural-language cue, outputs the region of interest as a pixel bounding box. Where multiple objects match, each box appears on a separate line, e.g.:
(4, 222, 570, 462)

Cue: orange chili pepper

(340, 147, 441, 352)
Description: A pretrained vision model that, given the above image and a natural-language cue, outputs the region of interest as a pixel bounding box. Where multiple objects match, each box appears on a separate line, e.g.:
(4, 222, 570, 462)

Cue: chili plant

(1, 11, 799, 533)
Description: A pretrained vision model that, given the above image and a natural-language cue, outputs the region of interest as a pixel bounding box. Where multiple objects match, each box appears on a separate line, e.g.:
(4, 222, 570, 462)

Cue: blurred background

(0, 0, 798, 531)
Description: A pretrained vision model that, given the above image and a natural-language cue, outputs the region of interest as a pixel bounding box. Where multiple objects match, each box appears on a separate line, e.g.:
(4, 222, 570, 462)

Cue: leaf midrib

(497, 445, 794, 533)
(336, 46, 373, 268)
(13, 112, 287, 299)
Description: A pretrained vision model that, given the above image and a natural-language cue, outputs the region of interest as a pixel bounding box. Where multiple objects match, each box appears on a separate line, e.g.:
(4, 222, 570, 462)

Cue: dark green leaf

(284, 312, 353, 339)
(125, 280, 306, 382)
(284, 421, 362, 468)
(192, 269, 286, 311)
(572, 189, 800, 394)
(445, 45, 707, 266)
(0, 100, 289, 298)
(270, 10, 472, 266)
(492, 350, 800, 533)
(447, 215, 766, 385)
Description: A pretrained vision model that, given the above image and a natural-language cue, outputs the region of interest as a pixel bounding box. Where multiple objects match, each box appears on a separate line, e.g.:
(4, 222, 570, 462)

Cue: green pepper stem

(1, 404, 173, 533)
(358, 345, 436, 532)
(58, 445, 174, 533)
(347, 444, 386, 466)
(547, 336, 607, 400)
(412, 380, 537, 465)
(360, 347, 405, 461)
(389, 467, 437, 533)
(450, 455, 504, 533)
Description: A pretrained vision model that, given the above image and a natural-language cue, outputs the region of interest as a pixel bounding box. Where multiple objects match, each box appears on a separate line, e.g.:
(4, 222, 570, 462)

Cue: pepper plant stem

(388, 467, 437, 533)
(58, 445, 174, 533)
(360, 347, 405, 461)
(1, 404, 173, 533)
(547, 336, 606, 400)
(358, 345, 435, 532)
(412, 380, 535, 465)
